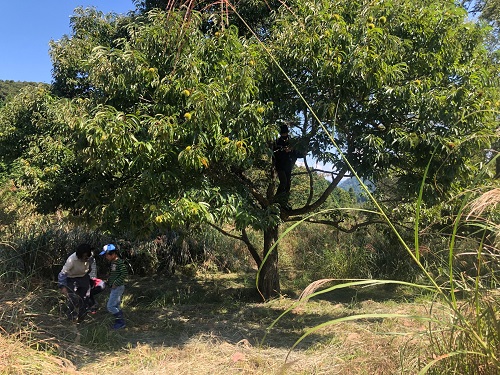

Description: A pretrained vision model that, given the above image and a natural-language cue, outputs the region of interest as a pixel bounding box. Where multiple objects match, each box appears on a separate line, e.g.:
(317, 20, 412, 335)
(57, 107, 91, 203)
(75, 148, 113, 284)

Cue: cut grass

(0, 334, 78, 375)
(0, 273, 440, 374)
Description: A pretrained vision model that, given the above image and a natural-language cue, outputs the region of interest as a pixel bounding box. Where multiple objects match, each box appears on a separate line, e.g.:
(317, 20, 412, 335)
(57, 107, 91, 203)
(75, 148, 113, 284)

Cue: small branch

(286, 167, 348, 217)
(302, 158, 315, 206)
(242, 228, 262, 267)
(294, 168, 350, 177)
(207, 223, 262, 267)
(232, 168, 269, 208)
(302, 218, 388, 233)
(207, 222, 243, 241)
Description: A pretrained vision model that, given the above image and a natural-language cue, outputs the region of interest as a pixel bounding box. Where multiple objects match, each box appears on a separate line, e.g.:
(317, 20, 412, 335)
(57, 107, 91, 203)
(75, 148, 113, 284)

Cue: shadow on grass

(1, 273, 431, 368)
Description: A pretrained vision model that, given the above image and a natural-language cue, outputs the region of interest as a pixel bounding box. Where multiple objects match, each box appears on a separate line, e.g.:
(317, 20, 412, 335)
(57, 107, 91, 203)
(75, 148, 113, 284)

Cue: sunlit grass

(0, 268, 436, 374)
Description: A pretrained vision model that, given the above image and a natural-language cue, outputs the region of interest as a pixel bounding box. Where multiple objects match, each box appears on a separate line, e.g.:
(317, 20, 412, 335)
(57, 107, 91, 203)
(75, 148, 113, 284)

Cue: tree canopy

(0, 0, 498, 298)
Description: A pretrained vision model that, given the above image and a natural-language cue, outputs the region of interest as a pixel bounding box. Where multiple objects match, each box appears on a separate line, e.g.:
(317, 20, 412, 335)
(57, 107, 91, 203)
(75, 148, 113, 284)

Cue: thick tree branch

(242, 228, 262, 267)
(302, 157, 315, 206)
(232, 167, 269, 208)
(207, 222, 243, 241)
(284, 167, 348, 217)
(302, 218, 387, 233)
(294, 168, 353, 178)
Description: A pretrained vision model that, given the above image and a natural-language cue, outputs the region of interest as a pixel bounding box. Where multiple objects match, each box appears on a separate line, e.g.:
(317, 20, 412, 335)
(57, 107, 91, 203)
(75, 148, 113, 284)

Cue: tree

(465, 0, 500, 47)
(1, 0, 498, 299)
(258, 0, 498, 295)
(468, 0, 500, 178)
(0, 85, 83, 213)
(270, 0, 498, 187)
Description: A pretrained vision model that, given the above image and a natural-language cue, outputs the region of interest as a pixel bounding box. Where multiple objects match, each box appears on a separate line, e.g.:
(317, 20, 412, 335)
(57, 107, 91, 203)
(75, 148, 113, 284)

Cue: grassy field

(0, 271, 443, 375)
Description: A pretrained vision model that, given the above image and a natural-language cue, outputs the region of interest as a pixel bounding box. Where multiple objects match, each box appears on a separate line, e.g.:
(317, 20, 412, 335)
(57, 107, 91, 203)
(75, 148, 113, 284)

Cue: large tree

(259, 0, 498, 295)
(1, 0, 498, 299)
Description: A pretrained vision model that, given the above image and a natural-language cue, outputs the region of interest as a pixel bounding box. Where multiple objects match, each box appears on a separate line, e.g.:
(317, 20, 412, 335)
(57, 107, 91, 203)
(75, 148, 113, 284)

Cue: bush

(0, 218, 254, 282)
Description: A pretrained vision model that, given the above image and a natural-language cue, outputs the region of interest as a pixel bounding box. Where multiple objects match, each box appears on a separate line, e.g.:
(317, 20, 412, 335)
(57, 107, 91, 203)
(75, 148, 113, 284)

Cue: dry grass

(0, 334, 78, 375)
(466, 188, 500, 219)
(0, 274, 436, 375)
(76, 298, 432, 375)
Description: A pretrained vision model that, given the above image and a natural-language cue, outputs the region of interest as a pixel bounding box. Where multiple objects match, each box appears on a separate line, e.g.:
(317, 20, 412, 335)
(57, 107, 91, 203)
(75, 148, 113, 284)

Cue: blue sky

(0, 1, 135, 83)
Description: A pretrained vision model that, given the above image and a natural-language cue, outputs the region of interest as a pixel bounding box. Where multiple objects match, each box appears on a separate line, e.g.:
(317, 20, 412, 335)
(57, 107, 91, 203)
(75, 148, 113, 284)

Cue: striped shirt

(108, 258, 127, 287)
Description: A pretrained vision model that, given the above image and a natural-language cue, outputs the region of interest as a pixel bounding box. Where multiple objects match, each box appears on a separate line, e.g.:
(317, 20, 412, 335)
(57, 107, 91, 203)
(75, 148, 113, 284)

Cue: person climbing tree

(273, 123, 305, 210)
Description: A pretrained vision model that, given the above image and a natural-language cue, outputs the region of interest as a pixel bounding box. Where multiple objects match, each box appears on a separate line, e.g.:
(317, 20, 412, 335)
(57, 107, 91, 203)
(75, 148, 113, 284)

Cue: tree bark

(258, 225, 281, 300)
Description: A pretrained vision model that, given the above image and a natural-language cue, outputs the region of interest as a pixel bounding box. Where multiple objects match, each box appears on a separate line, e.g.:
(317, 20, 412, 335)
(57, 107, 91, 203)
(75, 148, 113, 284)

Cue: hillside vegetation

(0, 80, 46, 105)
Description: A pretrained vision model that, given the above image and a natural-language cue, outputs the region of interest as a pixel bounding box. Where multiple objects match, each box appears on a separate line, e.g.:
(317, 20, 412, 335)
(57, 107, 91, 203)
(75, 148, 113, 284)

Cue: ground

(0, 273, 441, 374)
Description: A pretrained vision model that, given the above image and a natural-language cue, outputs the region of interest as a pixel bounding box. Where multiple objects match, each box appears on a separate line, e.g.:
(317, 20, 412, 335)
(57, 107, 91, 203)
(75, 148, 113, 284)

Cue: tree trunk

(258, 225, 281, 300)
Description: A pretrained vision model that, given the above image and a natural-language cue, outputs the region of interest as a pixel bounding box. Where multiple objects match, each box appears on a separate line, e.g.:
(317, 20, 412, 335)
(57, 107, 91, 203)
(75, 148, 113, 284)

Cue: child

(99, 244, 128, 329)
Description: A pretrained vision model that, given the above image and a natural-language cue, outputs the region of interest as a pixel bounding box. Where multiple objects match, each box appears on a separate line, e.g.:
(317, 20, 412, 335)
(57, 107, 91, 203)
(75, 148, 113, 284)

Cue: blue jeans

(107, 285, 125, 315)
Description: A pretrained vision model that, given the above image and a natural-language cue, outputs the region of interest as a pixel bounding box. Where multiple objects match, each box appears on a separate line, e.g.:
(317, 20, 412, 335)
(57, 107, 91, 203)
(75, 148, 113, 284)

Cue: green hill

(338, 177, 374, 202)
(0, 80, 46, 106)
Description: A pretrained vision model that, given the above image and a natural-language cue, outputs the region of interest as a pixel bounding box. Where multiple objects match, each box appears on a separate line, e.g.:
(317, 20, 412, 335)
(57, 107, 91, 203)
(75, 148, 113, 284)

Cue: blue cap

(99, 244, 116, 255)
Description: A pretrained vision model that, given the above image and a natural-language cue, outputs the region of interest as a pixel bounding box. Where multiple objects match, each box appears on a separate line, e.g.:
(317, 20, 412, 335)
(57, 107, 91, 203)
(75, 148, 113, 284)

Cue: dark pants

(276, 168, 292, 205)
(65, 274, 91, 321)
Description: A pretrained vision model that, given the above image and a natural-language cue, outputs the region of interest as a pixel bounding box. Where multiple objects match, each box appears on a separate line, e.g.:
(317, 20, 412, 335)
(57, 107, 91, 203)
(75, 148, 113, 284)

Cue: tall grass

(276, 131, 500, 373)
(262, 170, 499, 374)
(0, 213, 251, 286)
(422, 188, 500, 374)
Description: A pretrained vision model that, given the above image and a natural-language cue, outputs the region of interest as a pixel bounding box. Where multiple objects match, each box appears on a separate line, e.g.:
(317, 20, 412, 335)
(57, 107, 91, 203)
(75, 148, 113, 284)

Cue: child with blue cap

(100, 244, 127, 329)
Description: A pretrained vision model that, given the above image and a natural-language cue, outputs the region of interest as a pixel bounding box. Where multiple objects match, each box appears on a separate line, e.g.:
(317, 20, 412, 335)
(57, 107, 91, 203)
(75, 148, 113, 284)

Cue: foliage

(0, 0, 498, 299)
(266, 0, 499, 202)
(0, 205, 252, 284)
(47, 8, 276, 236)
(466, 0, 500, 49)
(37, 1, 497, 222)
(49, 7, 131, 99)
(0, 178, 25, 232)
(131, 0, 284, 39)
(290, 225, 376, 283)
(0, 86, 82, 213)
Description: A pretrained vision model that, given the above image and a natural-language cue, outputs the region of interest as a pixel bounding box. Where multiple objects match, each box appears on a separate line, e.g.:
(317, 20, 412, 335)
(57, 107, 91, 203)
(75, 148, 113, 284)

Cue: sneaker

(112, 320, 126, 330)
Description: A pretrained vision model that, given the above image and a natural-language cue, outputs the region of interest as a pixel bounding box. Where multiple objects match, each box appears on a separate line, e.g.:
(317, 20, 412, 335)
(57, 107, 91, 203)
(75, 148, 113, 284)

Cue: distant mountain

(0, 80, 46, 105)
(338, 177, 375, 202)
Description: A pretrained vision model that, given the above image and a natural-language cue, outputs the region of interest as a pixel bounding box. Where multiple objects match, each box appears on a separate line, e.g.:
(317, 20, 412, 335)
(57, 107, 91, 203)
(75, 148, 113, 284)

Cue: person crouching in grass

(58, 243, 95, 323)
(99, 244, 127, 329)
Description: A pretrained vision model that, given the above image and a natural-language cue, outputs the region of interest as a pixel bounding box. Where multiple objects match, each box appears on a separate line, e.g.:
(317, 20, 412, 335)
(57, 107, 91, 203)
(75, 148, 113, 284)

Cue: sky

(0, 1, 136, 83)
